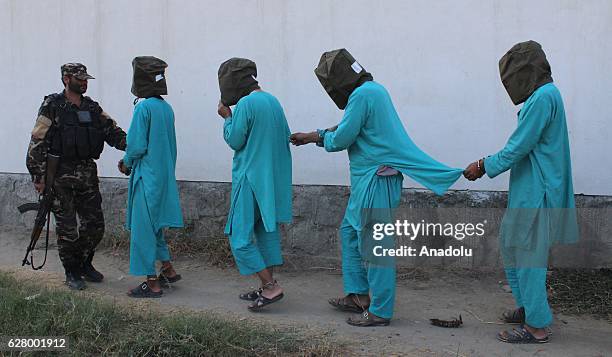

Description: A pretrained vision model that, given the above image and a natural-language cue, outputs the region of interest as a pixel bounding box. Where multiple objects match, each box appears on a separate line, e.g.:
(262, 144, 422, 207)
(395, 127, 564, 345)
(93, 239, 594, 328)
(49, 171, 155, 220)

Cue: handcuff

(316, 128, 328, 147)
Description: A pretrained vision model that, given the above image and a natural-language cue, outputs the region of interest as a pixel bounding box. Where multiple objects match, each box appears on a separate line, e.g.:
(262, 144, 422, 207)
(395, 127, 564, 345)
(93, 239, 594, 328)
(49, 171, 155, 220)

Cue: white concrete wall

(1, 0, 611, 195)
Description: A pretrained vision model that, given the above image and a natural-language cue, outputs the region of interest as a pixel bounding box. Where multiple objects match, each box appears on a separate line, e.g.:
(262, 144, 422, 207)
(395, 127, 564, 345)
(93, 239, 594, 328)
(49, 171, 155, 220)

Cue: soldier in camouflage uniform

(26, 63, 127, 290)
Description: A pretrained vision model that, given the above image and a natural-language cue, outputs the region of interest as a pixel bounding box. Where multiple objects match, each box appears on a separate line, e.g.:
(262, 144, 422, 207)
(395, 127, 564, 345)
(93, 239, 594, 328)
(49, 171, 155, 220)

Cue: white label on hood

(351, 61, 363, 73)
(155, 74, 164, 82)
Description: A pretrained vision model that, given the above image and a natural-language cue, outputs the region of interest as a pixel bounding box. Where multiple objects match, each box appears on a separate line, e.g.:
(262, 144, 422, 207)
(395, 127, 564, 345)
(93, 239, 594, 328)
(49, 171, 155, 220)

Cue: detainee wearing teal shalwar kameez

(120, 56, 184, 298)
(464, 41, 578, 344)
(291, 49, 463, 326)
(217, 58, 292, 311)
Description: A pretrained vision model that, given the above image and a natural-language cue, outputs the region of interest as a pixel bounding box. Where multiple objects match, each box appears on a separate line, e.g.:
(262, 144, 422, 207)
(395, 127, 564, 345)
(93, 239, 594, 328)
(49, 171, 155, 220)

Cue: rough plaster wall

(2, 174, 611, 269)
(1, 0, 611, 194)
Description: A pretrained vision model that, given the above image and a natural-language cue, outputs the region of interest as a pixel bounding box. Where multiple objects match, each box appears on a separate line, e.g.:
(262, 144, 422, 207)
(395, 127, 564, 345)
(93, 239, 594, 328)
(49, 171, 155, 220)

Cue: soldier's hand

(217, 100, 232, 119)
(118, 159, 130, 176)
(33, 182, 45, 193)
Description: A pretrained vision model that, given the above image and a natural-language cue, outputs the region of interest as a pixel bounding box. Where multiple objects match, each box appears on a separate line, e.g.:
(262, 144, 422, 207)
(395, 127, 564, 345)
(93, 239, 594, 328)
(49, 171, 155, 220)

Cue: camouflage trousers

(52, 160, 105, 271)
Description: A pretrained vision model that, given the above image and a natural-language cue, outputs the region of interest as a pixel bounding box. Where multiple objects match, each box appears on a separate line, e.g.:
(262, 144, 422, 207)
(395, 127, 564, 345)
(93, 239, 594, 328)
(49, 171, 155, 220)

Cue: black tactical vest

(48, 94, 105, 160)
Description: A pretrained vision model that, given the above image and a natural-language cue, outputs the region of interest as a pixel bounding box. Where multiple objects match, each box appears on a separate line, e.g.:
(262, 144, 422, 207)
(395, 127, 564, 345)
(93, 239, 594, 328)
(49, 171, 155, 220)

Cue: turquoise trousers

(129, 180, 171, 276)
(504, 267, 552, 328)
(228, 183, 283, 275)
(341, 174, 402, 319)
(501, 230, 553, 328)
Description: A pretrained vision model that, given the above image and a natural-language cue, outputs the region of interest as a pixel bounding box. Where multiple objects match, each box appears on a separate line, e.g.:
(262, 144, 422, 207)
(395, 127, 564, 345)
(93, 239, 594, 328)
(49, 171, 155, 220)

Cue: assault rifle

(17, 153, 60, 270)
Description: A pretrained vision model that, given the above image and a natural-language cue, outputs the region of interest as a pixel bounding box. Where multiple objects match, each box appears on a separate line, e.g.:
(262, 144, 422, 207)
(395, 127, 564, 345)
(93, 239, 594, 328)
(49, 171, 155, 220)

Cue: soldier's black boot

(65, 266, 87, 290)
(82, 252, 104, 283)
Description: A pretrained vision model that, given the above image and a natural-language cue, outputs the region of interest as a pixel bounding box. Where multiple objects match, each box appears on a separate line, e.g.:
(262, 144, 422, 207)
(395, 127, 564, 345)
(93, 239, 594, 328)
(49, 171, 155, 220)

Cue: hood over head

(315, 49, 373, 110)
(218, 58, 259, 106)
(131, 56, 168, 98)
(499, 40, 553, 105)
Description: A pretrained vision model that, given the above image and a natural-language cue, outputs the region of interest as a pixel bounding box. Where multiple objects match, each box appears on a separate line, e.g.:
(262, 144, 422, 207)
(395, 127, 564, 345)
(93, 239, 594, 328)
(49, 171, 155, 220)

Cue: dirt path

(1, 231, 610, 356)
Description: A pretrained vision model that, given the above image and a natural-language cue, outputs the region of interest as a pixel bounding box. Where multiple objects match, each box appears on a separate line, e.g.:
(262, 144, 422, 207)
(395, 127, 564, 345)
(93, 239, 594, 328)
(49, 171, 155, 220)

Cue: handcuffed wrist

(316, 129, 327, 147)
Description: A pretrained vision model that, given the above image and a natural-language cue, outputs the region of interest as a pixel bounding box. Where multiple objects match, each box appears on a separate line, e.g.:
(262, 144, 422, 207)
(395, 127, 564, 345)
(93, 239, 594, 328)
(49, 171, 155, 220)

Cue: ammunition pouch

(50, 96, 105, 160)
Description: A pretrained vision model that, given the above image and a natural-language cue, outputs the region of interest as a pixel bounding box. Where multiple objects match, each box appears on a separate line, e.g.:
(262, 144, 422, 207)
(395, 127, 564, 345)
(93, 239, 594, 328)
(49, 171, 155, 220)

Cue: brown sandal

(328, 294, 369, 313)
(500, 307, 525, 324)
(158, 266, 182, 288)
(346, 310, 390, 327)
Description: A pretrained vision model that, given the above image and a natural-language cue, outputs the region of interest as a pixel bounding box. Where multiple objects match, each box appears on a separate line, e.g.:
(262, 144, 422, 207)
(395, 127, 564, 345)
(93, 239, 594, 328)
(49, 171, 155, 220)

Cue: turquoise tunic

(484, 82, 575, 329)
(124, 98, 184, 232)
(223, 91, 293, 235)
(322, 81, 463, 230)
(485, 83, 578, 249)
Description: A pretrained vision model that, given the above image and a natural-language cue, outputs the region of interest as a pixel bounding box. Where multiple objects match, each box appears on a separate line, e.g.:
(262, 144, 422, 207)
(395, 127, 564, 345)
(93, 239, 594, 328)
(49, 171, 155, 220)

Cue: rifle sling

(29, 211, 51, 270)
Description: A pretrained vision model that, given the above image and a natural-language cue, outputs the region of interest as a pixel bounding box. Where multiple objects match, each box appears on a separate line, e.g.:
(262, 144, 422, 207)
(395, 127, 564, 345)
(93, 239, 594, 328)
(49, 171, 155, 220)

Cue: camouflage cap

(61, 63, 95, 80)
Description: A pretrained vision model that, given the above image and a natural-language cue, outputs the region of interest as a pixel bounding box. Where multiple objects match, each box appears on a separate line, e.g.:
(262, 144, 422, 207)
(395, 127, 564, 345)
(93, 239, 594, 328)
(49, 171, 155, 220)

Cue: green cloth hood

(218, 58, 259, 106)
(131, 56, 168, 98)
(499, 41, 553, 105)
(315, 49, 373, 110)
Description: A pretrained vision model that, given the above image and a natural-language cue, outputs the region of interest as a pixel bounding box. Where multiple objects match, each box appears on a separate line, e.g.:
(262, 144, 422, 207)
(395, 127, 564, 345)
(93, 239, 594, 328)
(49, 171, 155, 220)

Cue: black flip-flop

(239, 288, 262, 301)
(248, 293, 284, 312)
(127, 281, 163, 299)
(497, 326, 549, 344)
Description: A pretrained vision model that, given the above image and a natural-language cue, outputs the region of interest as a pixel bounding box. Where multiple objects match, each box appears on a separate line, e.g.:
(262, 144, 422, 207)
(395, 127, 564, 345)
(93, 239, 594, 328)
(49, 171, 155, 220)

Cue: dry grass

(548, 268, 612, 322)
(102, 229, 236, 269)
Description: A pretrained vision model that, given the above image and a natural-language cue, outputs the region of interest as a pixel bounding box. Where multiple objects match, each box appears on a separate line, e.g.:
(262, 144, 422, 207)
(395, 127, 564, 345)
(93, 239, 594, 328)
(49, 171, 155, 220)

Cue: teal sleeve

(323, 92, 368, 152)
(485, 95, 552, 178)
(123, 104, 150, 168)
(223, 104, 249, 151)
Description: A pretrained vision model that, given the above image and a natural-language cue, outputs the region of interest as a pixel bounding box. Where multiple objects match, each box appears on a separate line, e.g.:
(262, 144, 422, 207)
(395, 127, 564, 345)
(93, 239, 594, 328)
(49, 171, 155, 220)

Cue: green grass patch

(0, 272, 340, 356)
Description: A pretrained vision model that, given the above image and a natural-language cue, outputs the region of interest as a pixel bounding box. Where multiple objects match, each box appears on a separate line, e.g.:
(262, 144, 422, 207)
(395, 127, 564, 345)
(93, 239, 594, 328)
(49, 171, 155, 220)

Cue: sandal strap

(512, 328, 528, 339)
(255, 295, 268, 306)
(507, 327, 535, 342)
(131, 281, 152, 294)
(249, 292, 284, 309)
(242, 288, 262, 296)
